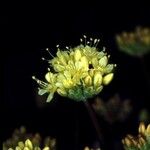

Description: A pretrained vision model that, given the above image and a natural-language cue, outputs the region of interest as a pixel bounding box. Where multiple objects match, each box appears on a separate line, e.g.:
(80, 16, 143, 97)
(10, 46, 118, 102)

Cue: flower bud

(103, 73, 114, 85)
(139, 122, 146, 135)
(74, 49, 82, 61)
(93, 72, 102, 87)
(84, 75, 92, 86)
(25, 139, 33, 149)
(146, 124, 150, 135)
(99, 56, 108, 67)
(18, 141, 24, 149)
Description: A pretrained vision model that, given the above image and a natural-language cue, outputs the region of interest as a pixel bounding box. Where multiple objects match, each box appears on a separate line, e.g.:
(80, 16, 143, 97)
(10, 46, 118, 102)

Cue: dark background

(2, 1, 150, 150)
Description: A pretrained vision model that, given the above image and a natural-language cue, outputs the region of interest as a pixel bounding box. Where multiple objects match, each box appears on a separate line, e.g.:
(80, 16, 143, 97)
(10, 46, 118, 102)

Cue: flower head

(33, 36, 116, 102)
(116, 27, 150, 57)
(92, 94, 132, 124)
(7, 139, 50, 150)
(3, 126, 56, 150)
(122, 122, 150, 150)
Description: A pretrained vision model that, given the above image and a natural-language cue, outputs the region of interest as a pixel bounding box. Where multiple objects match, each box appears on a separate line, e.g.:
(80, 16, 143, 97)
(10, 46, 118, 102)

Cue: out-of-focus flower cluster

(122, 122, 150, 150)
(92, 94, 132, 124)
(3, 126, 56, 150)
(83, 146, 101, 150)
(7, 139, 50, 150)
(33, 36, 116, 102)
(139, 109, 150, 124)
(116, 27, 150, 57)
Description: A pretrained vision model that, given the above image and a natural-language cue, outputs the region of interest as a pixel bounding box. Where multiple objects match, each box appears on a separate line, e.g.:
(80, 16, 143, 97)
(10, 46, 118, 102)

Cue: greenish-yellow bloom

(3, 126, 56, 150)
(33, 36, 116, 102)
(116, 26, 150, 57)
(122, 122, 150, 150)
(7, 139, 50, 150)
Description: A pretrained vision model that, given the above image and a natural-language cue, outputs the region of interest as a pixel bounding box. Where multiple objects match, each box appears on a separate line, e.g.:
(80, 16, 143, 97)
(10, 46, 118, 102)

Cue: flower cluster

(33, 36, 116, 102)
(7, 139, 49, 150)
(122, 122, 150, 150)
(116, 27, 150, 57)
(84, 146, 101, 150)
(92, 94, 132, 124)
(3, 126, 56, 150)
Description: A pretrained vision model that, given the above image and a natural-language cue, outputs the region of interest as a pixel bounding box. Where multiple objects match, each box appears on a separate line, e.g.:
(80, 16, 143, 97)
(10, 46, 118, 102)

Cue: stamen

(90, 38, 93, 46)
(56, 44, 59, 47)
(66, 46, 69, 50)
(41, 57, 49, 62)
(46, 48, 54, 58)
(103, 47, 106, 52)
(32, 76, 47, 87)
(95, 39, 100, 47)
(83, 35, 87, 46)
(87, 41, 90, 45)
(80, 38, 83, 42)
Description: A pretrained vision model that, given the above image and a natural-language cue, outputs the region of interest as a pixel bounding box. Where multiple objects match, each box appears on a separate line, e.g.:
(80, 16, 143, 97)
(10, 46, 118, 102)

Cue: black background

(2, 1, 150, 150)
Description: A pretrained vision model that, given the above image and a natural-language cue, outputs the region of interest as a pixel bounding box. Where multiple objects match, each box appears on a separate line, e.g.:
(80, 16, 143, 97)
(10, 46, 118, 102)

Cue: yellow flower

(7, 139, 50, 150)
(116, 26, 150, 57)
(139, 122, 150, 136)
(33, 36, 116, 102)
(122, 122, 150, 150)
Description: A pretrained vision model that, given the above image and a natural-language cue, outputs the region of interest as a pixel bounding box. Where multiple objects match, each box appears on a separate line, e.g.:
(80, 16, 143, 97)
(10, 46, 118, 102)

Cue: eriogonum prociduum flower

(116, 27, 150, 57)
(32, 36, 116, 102)
(7, 139, 50, 150)
(3, 126, 56, 150)
(122, 122, 150, 150)
(92, 94, 132, 124)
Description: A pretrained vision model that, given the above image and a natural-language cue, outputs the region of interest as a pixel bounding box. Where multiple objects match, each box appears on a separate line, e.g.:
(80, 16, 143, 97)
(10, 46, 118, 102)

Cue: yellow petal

(57, 88, 67, 96)
(95, 86, 103, 94)
(93, 72, 102, 86)
(84, 75, 92, 86)
(84, 146, 90, 150)
(15, 146, 22, 150)
(25, 139, 33, 149)
(63, 80, 73, 88)
(23, 147, 30, 150)
(91, 57, 98, 68)
(18, 141, 24, 149)
(80, 56, 89, 71)
(74, 49, 82, 61)
(43, 147, 50, 150)
(124, 137, 132, 147)
(103, 73, 114, 85)
(89, 69, 94, 77)
(99, 56, 108, 67)
(138, 122, 146, 135)
(146, 124, 150, 135)
(45, 72, 51, 82)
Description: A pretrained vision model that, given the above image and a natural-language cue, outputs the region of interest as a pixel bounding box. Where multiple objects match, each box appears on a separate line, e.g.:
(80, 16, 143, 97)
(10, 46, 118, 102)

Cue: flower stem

(84, 100, 103, 146)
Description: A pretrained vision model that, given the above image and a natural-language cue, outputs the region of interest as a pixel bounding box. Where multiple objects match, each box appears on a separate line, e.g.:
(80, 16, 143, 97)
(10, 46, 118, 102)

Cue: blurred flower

(116, 27, 150, 57)
(92, 94, 132, 124)
(33, 36, 116, 102)
(139, 109, 150, 124)
(7, 139, 50, 150)
(3, 126, 56, 150)
(84, 146, 101, 150)
(122, 122, 150, 150)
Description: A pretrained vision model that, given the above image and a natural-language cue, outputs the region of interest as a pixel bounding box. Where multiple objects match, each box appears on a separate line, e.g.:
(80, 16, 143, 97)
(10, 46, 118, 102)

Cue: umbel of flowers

(33, 36, 116, 102)
(116, 27, 150, 57)
(122, 122, 150, 150)
(8, 139, 50, 150)
(3, 126, 56, 150)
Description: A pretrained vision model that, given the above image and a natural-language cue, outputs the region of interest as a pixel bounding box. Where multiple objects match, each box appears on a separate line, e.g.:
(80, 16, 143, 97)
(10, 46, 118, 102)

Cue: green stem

(84, 100, 103, 146)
